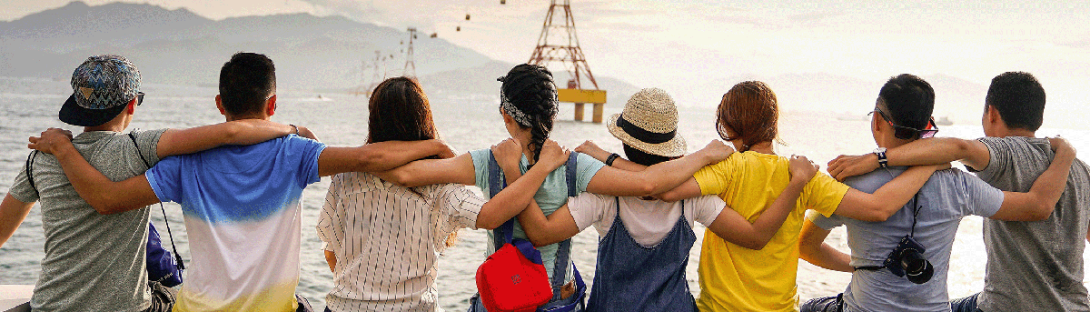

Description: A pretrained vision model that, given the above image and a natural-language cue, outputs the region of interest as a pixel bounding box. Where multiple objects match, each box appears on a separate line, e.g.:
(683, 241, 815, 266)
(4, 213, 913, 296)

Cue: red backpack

(475, 152, 585, 312)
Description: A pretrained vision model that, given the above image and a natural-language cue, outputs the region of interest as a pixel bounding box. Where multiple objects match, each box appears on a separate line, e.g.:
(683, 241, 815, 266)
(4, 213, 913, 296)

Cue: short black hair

(878, 74, 935, 131)
(219, 52, 276, 116)
(622, 144, 672, 167)
(986, 72, 1045, 131)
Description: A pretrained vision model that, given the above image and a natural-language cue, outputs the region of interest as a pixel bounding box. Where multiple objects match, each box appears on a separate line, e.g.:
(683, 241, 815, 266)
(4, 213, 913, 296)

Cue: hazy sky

(4, 1, 1090, 125)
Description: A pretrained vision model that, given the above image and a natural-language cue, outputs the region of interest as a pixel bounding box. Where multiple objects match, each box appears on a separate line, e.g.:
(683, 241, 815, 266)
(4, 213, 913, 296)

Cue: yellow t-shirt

(693, 152, 849, 312)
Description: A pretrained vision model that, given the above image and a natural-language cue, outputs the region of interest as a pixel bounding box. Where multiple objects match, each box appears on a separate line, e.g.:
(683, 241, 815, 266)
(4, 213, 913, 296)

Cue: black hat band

(617, 114, 676, 144)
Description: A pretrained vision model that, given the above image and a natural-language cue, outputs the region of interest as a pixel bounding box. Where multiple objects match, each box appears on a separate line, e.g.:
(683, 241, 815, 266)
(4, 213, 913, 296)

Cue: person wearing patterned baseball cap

(0, 54, 304, 312)
(58, 55, 144, 126)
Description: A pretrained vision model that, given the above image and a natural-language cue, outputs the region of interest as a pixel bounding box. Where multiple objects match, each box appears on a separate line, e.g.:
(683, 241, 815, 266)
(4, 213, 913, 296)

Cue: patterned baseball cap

(58, 55, 142, 126)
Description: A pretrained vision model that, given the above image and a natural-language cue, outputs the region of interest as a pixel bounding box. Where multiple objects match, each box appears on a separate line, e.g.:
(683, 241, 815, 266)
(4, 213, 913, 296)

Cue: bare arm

(373, 153, 477, 187)
(989, 138, 1076, 221)
(324, 250, 336, 272)
(156, 119, 295, 158)
(798, 219, 853, 272)
(517, 202, 580, 247)
(475, 139, 571, 229)
(317, 139, 456, 177)
(0, 194, 35, 248)
(574, 140, 647, 172)
(707, 155, 817, 250)
(833, 164, 949, 222)
(28, 129, 161, 214)
(585, 140, 734, 197)
(656, 178, 703, 203)
(828, 138, 990, 181)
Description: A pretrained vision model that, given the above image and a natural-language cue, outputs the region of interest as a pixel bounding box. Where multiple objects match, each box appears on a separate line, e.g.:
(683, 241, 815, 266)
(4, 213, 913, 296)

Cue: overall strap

(128, 132, 185, 271)
(25, 151, 40, 195)
(486, 152, 515, 251)
(565, 153, 578, 197)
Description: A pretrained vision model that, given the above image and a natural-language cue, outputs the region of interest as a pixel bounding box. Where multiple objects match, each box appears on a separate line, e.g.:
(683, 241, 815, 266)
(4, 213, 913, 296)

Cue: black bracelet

(605, 153, 621, 166)
(289, 124, 299, 135)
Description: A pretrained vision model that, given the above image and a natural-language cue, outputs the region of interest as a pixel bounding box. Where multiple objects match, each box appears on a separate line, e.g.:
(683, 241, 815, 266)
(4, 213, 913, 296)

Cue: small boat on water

(936, 116, 953, 126)
(836, 112, 869, 121)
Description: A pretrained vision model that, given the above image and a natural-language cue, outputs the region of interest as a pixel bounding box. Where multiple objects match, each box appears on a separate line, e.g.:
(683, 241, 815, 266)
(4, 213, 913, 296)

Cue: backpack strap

(25, 151, 40, 196)
(128, 131, 185, 271)
(565, 152, 579, 197)
(486, 151, 515, 251)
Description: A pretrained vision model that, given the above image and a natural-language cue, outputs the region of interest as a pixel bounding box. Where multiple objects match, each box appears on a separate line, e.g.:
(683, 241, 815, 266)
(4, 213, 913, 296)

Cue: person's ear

(266, 95, 277, 116)
(126, 98, 136, 115)
(215, 95, 227, 116)
(500, 109, 513, 124)
(987, 105, 1001, 125)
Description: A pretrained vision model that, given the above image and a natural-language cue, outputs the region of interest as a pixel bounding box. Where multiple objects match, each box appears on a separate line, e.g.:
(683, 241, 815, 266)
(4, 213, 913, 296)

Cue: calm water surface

(1, 77, 1088, 310)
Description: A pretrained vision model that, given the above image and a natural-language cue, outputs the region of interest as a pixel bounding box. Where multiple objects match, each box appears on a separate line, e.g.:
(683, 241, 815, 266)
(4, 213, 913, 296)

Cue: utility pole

(404, 27, 417, 77)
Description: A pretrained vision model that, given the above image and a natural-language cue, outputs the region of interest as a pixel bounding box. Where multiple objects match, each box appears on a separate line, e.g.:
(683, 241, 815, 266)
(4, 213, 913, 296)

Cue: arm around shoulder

(989, 137, 1076, 221)
(29, 129, 161, 214)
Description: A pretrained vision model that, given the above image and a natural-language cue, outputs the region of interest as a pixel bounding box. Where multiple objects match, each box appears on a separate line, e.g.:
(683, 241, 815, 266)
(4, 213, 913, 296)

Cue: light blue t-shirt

(145, 135, 326, 311)
(809, 167, 1004, 312)
(469, 149, 606, 281)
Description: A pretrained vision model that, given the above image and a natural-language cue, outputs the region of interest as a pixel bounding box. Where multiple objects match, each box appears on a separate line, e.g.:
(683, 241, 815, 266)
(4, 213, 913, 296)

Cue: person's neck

(1001, 128, 1036, 138)
(225, 114, 269, 122)
(748, 142, 775, 155)
(880, 137, 913, 149)
(514, 131, 535, 164)
(83, 121, 126, 133)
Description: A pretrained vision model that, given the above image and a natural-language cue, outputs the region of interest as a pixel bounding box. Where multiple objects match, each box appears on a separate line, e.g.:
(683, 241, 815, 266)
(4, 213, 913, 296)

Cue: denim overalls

(585, 198, 698, 312)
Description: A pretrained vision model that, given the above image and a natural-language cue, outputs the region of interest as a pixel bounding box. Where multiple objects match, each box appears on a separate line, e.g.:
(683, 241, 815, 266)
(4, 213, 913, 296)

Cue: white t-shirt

(567, 194, 726, 247)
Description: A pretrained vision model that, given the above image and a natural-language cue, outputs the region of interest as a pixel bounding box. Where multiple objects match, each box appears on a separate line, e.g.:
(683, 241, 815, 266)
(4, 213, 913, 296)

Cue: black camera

(883, 235, 934, 284)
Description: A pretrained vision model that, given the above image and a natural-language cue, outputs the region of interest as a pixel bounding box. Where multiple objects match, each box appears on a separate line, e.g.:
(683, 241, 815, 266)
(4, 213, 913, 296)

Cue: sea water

(1, 76, 1088, 310)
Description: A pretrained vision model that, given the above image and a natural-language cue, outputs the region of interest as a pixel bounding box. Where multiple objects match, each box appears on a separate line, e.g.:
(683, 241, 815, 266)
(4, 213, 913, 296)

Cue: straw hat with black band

(606, 88, 687, 158)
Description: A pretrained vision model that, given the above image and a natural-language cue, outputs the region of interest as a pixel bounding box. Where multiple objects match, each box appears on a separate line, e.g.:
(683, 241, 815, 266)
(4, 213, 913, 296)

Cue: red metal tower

(528, 0, 606, 122)
(528, 0, 598, 90)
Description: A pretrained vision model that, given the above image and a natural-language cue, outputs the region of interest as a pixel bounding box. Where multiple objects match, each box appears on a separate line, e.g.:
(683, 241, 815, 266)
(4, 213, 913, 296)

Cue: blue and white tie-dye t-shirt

(145, 134, 325, 312)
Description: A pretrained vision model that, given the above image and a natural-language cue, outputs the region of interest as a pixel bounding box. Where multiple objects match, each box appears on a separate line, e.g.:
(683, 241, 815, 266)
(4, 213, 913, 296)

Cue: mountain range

(0, 2, 637, 98)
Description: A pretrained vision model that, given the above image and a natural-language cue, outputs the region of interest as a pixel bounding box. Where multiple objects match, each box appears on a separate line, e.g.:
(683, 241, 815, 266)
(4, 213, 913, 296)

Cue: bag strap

(25, 151, 40, 195)
(128, 132, 185, 271)
(565, 153, 578, 197)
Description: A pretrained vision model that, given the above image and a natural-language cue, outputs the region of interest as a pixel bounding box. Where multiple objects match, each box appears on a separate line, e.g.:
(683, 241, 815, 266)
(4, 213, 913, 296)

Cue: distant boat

(936, 116, 953, 126)
(837, 112, 869, 121)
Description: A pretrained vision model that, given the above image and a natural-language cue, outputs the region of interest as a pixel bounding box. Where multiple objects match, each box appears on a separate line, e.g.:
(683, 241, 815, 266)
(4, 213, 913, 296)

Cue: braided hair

(499, 64, 558, 166)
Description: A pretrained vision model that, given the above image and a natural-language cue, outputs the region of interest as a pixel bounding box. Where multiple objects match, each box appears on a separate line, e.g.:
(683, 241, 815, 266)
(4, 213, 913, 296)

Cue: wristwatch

(873, 147, 889, 169)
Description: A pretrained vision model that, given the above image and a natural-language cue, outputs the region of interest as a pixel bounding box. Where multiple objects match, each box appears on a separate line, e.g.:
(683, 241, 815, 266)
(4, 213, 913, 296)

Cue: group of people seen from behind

(0, 52, 1085, 312)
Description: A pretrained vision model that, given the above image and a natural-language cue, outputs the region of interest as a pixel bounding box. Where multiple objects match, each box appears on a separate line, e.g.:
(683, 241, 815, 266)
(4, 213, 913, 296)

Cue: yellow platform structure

(558, 89, 607, 123)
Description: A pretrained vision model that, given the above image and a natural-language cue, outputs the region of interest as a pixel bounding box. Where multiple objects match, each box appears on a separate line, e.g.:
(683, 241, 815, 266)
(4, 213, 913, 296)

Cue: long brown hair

(367, 77, 438, 143)
(716, 81, 779, 152)
(366, 77, 458, 247)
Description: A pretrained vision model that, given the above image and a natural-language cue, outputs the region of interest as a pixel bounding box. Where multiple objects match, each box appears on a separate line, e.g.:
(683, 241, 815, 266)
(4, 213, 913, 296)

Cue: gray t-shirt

(809, 167, 1004, 312)
(972, 137, 1090, 312)
(8, 129, 166, 312)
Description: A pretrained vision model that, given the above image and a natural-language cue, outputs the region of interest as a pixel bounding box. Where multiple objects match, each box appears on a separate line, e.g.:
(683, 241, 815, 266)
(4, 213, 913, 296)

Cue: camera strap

(853, 193, 922, 272)
(128, 131, 185, 271)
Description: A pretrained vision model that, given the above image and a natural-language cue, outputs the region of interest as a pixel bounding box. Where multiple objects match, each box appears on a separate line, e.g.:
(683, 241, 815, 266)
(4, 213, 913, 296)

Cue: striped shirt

(317, 172, 486, 312)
